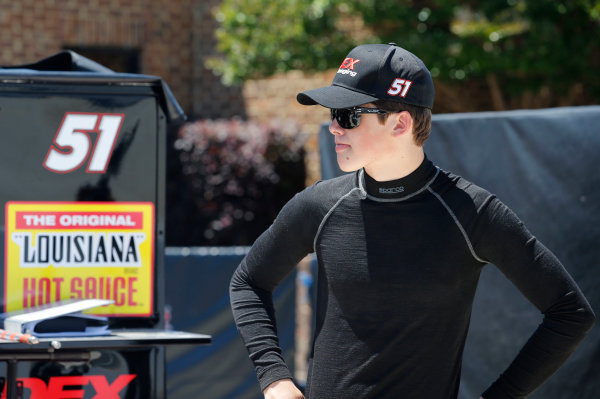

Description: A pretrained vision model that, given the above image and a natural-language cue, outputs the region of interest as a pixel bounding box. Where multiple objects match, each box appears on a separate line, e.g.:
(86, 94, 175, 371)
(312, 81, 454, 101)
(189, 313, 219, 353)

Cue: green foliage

(209, 0, 355, 84)
(209, 0, 600, 102)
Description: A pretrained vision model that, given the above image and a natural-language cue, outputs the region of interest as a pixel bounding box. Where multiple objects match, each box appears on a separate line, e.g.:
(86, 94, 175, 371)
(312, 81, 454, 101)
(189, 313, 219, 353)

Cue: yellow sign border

(4, 201, 155, 316)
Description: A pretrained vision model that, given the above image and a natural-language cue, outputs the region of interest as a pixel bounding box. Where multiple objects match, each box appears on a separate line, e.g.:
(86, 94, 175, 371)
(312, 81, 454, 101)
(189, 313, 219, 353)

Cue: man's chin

(337, 163, 360, 173)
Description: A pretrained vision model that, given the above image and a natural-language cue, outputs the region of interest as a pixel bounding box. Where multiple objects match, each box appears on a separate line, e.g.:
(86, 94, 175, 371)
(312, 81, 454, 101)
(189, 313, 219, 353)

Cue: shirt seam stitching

(313, 187, 361, 251)
(427, 186, 488, 264)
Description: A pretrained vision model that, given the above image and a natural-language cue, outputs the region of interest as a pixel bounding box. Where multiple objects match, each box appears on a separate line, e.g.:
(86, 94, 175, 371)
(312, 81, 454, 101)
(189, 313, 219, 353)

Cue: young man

(229, 43, 595, 399)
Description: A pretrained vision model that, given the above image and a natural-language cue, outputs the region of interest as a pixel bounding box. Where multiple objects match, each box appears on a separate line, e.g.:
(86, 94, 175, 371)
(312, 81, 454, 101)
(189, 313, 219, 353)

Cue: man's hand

(263, 379, 305, 399)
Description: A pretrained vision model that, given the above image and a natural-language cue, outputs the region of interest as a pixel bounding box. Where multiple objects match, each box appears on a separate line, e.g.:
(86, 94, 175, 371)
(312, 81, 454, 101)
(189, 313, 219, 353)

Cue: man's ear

(391, 111, 413, 137)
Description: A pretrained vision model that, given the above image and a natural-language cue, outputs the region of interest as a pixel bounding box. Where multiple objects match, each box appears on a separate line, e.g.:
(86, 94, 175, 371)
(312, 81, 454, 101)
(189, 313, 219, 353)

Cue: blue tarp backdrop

(320, 105, 600, 398)
(164, 247, 296, 399)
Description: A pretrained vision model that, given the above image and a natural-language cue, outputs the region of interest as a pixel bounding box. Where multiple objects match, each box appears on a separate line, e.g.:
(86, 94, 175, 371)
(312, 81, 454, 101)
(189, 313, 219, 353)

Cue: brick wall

(190, 0, 246, 119)
(0, 0, 246, 119)
(243, 69, 334, 183)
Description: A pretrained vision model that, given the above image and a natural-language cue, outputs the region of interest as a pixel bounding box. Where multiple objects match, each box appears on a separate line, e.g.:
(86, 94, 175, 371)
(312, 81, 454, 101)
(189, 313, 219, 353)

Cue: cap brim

(297, 85, 380, 109)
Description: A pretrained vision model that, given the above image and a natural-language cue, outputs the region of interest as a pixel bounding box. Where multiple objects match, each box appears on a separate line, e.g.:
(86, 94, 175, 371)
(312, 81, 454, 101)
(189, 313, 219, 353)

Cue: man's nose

(329, 118, 344, 136)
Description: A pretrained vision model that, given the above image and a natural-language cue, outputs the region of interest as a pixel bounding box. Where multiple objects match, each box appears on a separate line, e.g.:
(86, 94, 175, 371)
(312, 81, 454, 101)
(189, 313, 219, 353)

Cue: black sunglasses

(330, 107, 389, 129)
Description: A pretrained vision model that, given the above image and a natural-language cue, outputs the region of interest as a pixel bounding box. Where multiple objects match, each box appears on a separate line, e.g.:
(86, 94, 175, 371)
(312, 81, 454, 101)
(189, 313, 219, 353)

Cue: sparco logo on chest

(379, 187, 405, 194)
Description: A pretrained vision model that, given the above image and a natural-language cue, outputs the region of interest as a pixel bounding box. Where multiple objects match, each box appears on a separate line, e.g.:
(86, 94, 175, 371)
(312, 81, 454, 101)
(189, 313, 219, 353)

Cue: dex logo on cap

(337, 57, 360, 77)
(340, 58, 360, 70)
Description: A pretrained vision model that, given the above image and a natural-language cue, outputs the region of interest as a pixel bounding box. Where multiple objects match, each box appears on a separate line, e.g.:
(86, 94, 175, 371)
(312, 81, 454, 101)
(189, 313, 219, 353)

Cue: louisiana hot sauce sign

(5, 202, 154, 316)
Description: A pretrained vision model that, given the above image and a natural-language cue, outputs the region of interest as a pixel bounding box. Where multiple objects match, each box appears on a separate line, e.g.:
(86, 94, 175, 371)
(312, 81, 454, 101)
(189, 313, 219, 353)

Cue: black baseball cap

(297, 43, 435, 109)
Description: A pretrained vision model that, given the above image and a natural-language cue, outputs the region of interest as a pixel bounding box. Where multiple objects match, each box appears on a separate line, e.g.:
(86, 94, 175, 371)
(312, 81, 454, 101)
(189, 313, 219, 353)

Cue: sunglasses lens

(331, 109, 360, 129)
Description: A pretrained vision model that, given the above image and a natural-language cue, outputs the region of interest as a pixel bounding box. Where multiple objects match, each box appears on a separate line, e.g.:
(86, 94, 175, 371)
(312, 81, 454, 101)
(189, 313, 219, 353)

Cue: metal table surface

(0, 330, 211, 399)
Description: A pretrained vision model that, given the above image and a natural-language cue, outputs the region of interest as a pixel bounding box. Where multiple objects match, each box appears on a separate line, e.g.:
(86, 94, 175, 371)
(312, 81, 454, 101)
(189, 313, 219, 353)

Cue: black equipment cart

(0, 52, 211, 399)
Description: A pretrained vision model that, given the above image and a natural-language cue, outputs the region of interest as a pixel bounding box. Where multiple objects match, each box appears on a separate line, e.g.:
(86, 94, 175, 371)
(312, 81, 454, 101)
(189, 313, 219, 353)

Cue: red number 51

(43, 112, 124, 174)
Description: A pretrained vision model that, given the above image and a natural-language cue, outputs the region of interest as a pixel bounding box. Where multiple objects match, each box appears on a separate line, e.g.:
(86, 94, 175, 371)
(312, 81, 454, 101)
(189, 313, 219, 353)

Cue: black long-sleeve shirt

(230, 157, 595, 398)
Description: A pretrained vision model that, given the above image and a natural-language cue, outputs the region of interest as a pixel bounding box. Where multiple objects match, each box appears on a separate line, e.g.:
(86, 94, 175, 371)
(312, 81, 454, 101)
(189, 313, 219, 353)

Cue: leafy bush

(166, 118, 307, 246)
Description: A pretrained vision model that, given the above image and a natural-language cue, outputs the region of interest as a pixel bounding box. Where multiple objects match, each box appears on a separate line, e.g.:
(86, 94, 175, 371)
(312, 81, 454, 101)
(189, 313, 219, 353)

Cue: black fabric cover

(2, 50, 115, 73)
(318, 106, 600, 398)
(0, 51, 185, 122)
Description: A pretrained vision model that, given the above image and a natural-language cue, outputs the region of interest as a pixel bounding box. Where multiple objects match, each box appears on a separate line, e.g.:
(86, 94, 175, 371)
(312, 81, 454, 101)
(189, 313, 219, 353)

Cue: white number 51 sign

(43, 112, 124, 174)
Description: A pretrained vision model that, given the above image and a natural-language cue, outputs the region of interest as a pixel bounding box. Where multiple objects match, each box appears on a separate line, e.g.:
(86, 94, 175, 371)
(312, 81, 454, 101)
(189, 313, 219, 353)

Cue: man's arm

(230, 186, 322, 392)
(473, 197, 595, 398)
